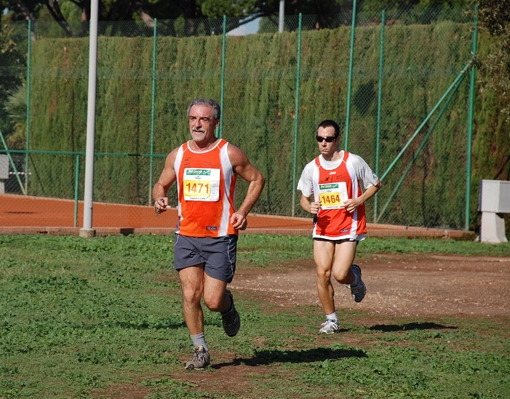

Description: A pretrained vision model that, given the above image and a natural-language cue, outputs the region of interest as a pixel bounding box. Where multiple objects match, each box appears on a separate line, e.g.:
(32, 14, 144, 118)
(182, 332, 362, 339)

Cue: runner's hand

(231, 212, 248, 230)
(154, 197, 167, 215)
(310, 201, 321, 214)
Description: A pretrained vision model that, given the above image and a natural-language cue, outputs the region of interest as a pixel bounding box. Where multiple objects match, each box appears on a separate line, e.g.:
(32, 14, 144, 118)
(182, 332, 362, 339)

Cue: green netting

(1, 5, 504, 233)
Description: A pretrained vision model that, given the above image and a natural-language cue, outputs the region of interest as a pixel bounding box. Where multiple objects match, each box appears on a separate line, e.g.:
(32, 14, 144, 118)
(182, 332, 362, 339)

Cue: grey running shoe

(348, 264, 366, 303)
(185, 346, 210, 370)
(319, 319, 339, 334)
(221, 290, 240, 337)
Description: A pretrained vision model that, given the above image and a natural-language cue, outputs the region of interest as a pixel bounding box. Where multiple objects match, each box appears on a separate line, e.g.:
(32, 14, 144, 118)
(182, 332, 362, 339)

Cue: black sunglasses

(316, 135, 338, 143)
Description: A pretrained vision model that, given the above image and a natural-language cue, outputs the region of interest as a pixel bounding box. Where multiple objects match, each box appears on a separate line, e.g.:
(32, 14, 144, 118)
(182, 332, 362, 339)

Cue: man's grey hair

(187, 98, 221, 120)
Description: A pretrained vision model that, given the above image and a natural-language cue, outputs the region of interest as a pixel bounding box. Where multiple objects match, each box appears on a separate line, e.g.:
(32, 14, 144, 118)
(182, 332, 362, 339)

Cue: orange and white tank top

(174, 139, 237, 237)
(312, 152, 367, 239)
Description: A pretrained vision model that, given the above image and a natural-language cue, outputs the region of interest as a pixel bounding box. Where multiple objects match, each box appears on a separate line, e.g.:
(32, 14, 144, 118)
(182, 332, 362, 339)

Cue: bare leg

(313, 240, 336, 314)
(178, 265, 206, 335)
(203, 273, 229, 312)
(331, 240, 357, 284)
(314, 239, 359, 313)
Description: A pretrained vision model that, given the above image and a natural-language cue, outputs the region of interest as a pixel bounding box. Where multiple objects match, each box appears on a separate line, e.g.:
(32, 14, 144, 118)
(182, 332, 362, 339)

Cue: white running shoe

(319, 319, 339, 334)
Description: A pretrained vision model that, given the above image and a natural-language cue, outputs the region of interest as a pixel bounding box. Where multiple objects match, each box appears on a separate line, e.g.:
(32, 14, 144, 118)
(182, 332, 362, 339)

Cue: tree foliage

(0, 24, 24, 144)
(1, 0, 478, 38)
(477, 0, 510, 120)
(359, 0, 470, 7)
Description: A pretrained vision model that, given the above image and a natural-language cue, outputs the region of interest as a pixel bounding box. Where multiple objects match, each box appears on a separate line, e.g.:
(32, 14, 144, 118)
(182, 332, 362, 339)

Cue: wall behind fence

(1, 6, 508, 232)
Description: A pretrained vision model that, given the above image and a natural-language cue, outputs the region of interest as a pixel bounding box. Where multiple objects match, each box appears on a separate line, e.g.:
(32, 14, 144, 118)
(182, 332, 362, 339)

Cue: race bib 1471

(183, 168, 220, 201)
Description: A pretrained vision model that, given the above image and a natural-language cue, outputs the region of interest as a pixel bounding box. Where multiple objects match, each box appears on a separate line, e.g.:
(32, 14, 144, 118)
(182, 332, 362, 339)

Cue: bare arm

(228, 144, 265, 229)
(152, 148, 178, 215)
(300, 194, 321, 215)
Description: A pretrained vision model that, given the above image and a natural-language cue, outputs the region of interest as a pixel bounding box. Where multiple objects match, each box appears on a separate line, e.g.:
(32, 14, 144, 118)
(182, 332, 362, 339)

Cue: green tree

(2, 0, 477, 37)
(0, 24, 25, 147)
(477, 0, 510, 120)
(204, 0, 351, 29)
(0, 0, 356, 37)
(3, 84, 26, 149)
(1, 0, 187, 37)
(359, 0, 471, 8)
(476, 0, 510, 179)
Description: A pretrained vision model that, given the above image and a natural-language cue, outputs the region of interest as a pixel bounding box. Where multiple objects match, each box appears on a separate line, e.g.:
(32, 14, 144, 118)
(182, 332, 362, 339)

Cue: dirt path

(175, 254, 509, 397)
(232, 254, 510, 318)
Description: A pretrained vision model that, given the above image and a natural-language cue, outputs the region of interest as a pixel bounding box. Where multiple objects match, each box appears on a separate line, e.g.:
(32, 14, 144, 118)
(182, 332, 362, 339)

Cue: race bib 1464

(318, 182, 348, 209)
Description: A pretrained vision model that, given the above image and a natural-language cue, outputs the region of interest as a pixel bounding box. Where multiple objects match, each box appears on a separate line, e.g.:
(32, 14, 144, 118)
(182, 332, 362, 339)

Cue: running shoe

(348, 264, 366, 302)
(221, 290, 240, 337)
(319, 319, 339, 334)
(185, 346, 210, 370)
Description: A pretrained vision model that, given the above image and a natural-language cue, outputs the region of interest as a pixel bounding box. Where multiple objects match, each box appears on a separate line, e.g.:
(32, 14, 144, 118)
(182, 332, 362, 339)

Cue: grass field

(0, 234, 509, 398)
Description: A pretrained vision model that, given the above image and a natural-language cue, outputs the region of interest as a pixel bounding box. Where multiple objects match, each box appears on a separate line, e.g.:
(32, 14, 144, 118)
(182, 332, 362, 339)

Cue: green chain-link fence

(1, 4, 484, 231)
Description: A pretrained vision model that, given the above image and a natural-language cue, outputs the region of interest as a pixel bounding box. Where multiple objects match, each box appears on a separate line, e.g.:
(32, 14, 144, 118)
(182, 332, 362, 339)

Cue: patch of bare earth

(94, 254, 510, 399)
(233, 254, 510, 318)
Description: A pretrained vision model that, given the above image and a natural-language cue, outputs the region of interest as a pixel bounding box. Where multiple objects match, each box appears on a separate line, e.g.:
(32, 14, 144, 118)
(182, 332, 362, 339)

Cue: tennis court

(0, 193, 473, 239)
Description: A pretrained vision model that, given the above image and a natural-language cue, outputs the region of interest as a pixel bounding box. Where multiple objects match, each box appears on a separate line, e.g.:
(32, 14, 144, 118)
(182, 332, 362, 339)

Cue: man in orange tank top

(297, 120, 381, 334)
(153, 98, 265, 369)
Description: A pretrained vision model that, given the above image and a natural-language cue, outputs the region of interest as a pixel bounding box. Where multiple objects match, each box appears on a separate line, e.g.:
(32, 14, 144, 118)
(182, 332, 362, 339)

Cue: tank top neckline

(186, 138, 223, 154)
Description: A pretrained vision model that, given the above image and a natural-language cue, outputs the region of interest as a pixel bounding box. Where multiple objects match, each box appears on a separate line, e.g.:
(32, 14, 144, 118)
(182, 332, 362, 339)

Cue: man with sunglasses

(297, 119, 381, 334)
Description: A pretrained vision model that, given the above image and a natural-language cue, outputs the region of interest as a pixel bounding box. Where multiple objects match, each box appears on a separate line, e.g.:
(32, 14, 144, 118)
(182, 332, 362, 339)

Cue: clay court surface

(0, 194, 473, 239)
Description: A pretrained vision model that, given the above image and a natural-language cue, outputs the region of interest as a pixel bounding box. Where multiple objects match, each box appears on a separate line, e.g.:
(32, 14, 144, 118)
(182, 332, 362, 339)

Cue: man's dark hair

(187, 98, 221, 120)
(317, 119, 340, 137)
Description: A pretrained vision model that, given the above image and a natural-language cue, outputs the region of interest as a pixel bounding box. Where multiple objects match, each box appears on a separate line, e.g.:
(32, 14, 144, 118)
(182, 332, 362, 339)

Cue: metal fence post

(74, 154, 80, 227)
(25, 19, 32, 195)
(465, 6, 478, 231)
(149, 18, 157, 205)
(219, 15, 227, 139)
(291, 13, 302, 216)
(80, 0, 99, 238)
(375, 9, 386, 223)
(344, 0, 358, 150)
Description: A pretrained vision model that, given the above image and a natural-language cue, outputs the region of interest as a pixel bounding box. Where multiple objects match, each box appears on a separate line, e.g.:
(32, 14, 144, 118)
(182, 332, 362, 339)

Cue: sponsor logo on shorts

(206, 226, 217, 231)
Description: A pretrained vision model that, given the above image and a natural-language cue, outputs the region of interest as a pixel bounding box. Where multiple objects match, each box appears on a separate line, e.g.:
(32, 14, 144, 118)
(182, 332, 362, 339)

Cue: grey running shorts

(173, 234, 238, 283)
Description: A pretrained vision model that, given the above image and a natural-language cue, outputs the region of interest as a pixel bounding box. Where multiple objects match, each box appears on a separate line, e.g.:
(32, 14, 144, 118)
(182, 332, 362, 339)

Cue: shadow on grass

(369, 322, 458, 332)
(76, 320, 188, 330)
(212, 347, 367, 369)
